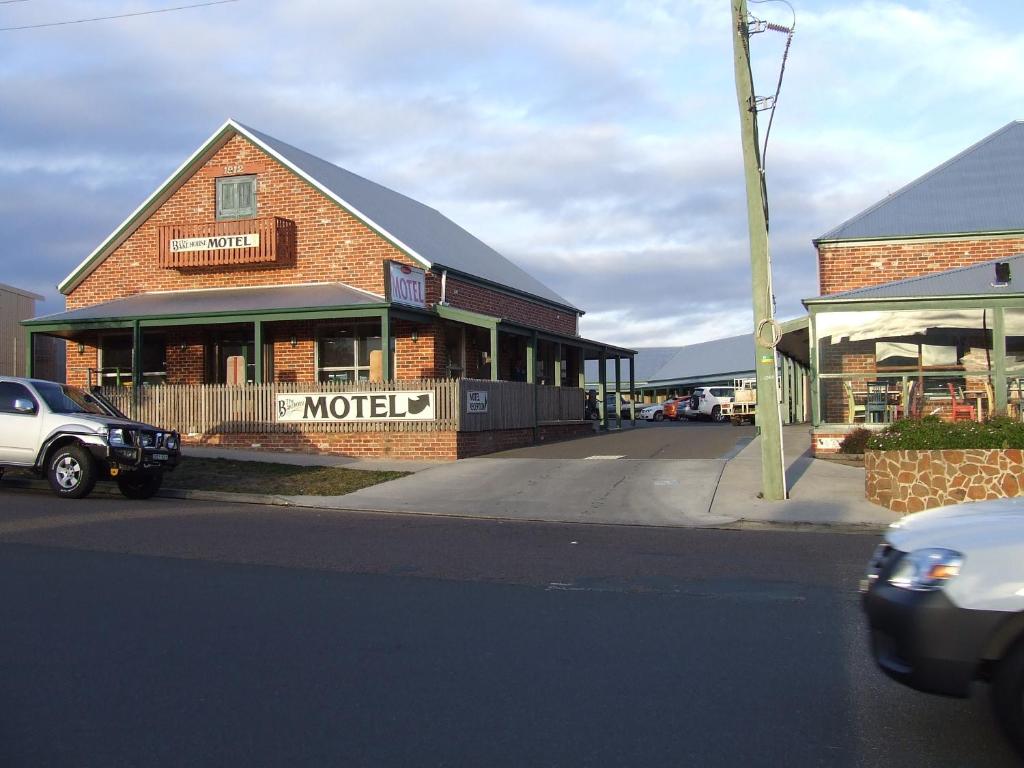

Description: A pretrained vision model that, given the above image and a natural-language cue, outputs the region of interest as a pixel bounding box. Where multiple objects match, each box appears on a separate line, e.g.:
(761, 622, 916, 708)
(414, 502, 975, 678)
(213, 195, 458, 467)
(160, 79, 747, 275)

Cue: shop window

(98, 334, 167, 386)
(216, 175, 256, 220)
(317, 322, 382, 382)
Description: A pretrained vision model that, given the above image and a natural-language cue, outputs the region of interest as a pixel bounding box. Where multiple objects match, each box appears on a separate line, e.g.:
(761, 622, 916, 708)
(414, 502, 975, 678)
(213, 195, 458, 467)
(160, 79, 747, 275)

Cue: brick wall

(64, 131, 580, 380)
(184, 421, 593, 460)
(818, 236, 1024, 295)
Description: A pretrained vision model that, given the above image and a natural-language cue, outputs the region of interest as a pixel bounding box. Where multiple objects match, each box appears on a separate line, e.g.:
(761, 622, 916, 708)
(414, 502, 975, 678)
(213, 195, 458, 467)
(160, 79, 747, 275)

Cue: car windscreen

(34, 381, 118, 416)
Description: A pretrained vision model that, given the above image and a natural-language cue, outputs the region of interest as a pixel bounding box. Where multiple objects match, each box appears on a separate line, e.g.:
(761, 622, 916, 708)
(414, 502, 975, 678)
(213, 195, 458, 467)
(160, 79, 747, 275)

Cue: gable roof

(58, 120, 578, 312)
(816, 121, 1024, 243)
(805, 254, 1024, 304)
(586, 333, 756, 385)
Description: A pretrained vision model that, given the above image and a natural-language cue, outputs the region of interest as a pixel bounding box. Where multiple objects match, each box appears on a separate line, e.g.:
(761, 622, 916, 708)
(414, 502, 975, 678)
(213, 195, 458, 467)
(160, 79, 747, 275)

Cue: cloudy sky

(1, 0, 1020, 347)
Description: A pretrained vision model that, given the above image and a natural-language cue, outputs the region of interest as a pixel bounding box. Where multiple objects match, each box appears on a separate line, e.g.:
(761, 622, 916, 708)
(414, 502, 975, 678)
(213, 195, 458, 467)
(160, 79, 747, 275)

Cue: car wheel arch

(982, 611, 1024, 663)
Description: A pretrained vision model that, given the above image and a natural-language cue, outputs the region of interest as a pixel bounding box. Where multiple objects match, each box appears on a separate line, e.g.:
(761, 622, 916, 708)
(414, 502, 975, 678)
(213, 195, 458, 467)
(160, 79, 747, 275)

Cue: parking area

(489, 420, 757, 460)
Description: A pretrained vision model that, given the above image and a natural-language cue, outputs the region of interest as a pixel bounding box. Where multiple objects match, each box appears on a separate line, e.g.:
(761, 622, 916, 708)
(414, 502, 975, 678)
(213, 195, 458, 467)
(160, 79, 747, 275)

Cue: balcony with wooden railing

(157, 217, 296, 268)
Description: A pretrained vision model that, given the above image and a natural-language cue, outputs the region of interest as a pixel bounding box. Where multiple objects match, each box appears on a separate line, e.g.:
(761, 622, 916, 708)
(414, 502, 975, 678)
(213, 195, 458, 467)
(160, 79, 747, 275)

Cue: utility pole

(731, 0, 787, 500)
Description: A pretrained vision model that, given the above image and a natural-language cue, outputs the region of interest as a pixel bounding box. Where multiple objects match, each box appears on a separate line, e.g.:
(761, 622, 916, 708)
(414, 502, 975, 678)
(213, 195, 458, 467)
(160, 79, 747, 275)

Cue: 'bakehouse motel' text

(169, 234, 260, 253)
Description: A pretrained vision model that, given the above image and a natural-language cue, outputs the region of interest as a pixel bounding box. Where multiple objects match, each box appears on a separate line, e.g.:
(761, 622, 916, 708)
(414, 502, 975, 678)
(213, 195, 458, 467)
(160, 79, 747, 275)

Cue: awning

(25, 282, 387, 327)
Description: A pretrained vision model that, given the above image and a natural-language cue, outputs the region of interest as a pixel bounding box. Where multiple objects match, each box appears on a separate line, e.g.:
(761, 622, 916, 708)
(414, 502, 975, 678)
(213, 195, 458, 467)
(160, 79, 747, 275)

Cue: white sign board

(815, 437, 842, 452)
(170, 233, 260, 253)
(466, 390, 488, 413)
(388, 262, 427, 308)
(276, 391, 435, 423)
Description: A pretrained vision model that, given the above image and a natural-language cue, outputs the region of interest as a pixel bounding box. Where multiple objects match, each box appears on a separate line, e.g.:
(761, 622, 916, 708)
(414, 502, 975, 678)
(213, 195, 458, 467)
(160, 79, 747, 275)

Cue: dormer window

(216, 175, 256, 220)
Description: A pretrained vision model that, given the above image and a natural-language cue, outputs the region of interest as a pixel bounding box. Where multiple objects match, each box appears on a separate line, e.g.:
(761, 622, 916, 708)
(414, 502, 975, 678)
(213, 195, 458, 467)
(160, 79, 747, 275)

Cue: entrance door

(213, 338, 254, 384)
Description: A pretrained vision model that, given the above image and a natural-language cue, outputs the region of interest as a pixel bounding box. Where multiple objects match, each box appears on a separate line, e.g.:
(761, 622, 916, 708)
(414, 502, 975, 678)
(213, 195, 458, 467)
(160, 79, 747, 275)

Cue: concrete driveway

(293, 421, 756, 527)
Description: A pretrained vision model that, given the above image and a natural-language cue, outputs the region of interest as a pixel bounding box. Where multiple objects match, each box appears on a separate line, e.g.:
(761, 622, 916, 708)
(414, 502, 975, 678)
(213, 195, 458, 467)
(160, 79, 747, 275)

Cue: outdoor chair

(947, 383, 976, 422)
(843, 381, 865, 423)
(865, 381, 890, 423)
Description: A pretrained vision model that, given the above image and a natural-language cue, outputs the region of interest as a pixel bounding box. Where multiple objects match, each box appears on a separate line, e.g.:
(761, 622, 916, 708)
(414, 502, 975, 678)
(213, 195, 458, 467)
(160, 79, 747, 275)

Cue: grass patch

(168, 457, 410, 496)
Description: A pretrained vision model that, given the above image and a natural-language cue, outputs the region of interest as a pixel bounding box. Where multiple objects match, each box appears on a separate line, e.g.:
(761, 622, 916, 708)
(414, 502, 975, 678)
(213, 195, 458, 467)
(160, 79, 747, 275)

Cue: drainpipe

(439, 270, 448, 306)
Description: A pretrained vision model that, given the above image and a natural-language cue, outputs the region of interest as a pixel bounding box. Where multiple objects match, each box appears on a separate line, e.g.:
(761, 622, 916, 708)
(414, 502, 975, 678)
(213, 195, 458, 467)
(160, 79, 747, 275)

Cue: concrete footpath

(184, 428, 900, 529)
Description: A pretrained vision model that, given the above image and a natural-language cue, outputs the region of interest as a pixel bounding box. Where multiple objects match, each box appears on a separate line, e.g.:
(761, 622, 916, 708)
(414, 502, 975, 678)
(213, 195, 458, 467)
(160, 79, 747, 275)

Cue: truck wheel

(117, 471, 164, 500)
(712, 405, 725, 423)
(993, 637, 1024, 758)
(47, 444, 97, 499)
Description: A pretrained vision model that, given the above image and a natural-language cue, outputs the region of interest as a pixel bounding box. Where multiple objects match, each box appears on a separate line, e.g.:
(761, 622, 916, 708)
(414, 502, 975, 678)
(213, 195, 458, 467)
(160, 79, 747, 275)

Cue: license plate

(153, 453, 169, 461)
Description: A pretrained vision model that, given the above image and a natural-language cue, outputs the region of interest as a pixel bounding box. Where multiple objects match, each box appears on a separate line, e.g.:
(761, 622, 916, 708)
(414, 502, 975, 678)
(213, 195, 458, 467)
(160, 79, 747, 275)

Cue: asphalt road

(489, 419, 757, 460)
(1, 489, 1019, 767)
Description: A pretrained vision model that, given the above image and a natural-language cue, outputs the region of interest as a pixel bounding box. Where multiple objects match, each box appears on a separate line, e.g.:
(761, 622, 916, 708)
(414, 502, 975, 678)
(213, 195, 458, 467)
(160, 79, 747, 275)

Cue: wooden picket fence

(98, 379, 585, 436)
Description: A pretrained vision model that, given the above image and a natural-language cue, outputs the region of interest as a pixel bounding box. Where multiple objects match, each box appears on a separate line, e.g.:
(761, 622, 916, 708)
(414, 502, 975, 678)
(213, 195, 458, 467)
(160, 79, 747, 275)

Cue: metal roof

(58, 120, 578, 313)
(26, 282, 382, 324)
(816, 121, 1024, 242)
(586, 334, 756, 385)
(805, 254, 1024, 303)
(237, 123, 577, 311)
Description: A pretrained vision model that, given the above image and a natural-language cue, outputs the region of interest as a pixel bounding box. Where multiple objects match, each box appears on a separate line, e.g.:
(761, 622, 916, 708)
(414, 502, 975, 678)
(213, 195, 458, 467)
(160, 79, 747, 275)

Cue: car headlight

(107, 427, 129, 447)
(888, 548, 964, 591)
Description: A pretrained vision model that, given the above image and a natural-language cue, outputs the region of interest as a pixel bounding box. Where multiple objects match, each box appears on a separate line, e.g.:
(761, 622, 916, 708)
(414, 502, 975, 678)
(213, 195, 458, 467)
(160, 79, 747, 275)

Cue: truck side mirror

(13, 398, 36, 414)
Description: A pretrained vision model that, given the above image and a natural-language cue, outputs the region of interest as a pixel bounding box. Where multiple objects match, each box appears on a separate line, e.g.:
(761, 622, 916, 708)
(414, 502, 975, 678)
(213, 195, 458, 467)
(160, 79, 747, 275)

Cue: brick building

(804, 121, 1024, 453)
(24, 120, 632, 458)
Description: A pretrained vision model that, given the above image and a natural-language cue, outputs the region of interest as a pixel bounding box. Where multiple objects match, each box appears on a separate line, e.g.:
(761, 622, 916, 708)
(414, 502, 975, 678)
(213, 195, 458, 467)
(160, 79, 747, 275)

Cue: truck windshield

(34, 382, 117, 416)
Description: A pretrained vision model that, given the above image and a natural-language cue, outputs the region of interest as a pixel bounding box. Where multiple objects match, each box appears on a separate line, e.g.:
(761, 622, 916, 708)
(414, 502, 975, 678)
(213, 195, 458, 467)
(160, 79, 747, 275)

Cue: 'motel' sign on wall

(276, 391, 435, 423)
(388, 261, 426, 308)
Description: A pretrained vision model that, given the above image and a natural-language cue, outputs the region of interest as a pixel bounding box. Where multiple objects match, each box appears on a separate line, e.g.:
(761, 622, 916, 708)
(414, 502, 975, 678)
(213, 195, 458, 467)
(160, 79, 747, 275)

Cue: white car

(638, 403, 666, 422)
(691, 386, 735, 422)
(861, 497, 1024, 758)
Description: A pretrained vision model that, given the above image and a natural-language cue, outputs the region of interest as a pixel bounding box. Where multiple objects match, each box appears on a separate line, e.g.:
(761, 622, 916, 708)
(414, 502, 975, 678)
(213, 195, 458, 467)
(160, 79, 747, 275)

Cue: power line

(0, 1, 32, 5)
(0, 0, 238, 31)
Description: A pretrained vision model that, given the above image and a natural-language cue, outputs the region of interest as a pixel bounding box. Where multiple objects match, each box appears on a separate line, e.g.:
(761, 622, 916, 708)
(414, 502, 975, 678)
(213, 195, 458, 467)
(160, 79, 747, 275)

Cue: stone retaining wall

(866, 448, 1024, 513)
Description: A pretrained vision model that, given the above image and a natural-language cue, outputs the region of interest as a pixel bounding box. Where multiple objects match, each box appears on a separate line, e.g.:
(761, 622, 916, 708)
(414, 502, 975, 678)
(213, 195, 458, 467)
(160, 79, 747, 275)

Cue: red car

(662, 396, 689, 421)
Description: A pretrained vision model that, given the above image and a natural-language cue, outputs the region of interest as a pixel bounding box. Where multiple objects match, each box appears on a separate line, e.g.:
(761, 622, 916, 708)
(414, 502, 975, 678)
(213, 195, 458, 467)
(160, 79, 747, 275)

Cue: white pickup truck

(861, 497, 1024, 758)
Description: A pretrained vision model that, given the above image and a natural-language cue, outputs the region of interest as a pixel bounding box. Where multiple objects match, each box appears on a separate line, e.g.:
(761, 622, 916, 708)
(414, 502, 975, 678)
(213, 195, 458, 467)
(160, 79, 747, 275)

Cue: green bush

(838, 428, 873, 455)
(867, 416, 1024, 451)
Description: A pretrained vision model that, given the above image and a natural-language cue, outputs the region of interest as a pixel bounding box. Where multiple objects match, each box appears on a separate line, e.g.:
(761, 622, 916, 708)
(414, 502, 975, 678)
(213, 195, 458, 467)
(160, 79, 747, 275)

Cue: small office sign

(276, 391, 435, 422)
(169, 233, 260, 253)
(386, 261, 427, 308)
(466, 390, 488, 413)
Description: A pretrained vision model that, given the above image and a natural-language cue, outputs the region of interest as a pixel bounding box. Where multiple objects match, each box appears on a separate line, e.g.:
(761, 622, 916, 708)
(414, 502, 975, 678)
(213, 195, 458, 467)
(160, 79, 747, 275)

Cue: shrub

(838, 428, 873, 455)
(867, 416, 1024, 451)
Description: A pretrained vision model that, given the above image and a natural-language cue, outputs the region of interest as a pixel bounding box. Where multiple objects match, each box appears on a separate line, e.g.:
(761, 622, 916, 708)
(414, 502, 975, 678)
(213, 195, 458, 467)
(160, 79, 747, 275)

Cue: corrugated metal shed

(816, 121, 1024, 242)
(29, 283, 382, 324)
(806, 254, 1024, 303)
(1, 283, 42, 376)
(239, 123, 577, 311)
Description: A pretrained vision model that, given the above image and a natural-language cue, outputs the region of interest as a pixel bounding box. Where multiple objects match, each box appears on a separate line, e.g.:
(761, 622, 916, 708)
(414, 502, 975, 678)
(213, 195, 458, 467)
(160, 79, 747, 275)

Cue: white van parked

(861, 497, 1024, 758)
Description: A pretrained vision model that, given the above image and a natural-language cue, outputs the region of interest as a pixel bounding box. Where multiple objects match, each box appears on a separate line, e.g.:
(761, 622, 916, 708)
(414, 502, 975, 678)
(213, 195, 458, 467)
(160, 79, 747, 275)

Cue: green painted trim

(25, 329, 35, 377)
(489, 325, 498, 381)
(131, 320, 143, 389)
(778, 315, 809, 334)
(380, 310, 391, 382)
(993, 307, 1007, 413)
(614, 356, 622, 429)
(28, 303, 390, 329)
(526, 333, 536, 384)
(597, 352, 607, 428)
(814, 229, 1024, 247)
(436, 304, 499, 330)
(809, 314, 820, 425)
(24, 320, 136, 333)
(253, 320, 264, 384)
(59, 123, 236, 295)
(806, 295, 1024, 310)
